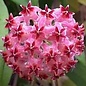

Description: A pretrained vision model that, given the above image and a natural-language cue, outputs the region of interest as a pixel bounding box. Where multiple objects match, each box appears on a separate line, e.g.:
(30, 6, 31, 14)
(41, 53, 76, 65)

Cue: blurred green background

(0, 0, 86, 86)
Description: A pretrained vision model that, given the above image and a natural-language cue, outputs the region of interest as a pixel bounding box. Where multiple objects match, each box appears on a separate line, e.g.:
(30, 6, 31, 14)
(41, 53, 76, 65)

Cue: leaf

(59, 76, 76, 86)
(0, 0, 12, 86)
(10, 0, 38, 6)
(78, 0, 86, 6)
(66, 0, 79, 12)
(32, 0, 38, 6)
(59, 0, 79, 12)
(10, 0, 28, 5)
(67, 53, 86, 86)
(77, 53, 86, 65)
(17, 77, 30, 86)
(39, 0, 53, 9)
(59, 0, 68, 6)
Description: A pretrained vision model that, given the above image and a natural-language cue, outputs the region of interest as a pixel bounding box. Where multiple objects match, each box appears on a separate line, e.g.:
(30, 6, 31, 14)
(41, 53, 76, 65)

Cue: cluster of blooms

(1, 1, 84, 80)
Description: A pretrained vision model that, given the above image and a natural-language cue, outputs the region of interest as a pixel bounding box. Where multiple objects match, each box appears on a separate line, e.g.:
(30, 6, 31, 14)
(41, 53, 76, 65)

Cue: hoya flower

(0, 1, 85, 81)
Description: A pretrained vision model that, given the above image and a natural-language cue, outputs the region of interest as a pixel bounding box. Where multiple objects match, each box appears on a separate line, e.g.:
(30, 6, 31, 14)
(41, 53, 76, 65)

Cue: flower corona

(1, 1, 85, 80)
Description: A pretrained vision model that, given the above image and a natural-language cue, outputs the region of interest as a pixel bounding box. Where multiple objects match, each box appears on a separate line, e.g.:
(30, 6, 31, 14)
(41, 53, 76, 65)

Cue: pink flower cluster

(1, 1, 85, 80)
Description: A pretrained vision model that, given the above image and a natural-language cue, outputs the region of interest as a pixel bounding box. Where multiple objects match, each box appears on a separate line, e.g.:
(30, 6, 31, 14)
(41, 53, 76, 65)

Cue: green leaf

(77, 53, 86, 65)
(67, 53, 86, 86)
(59, 0, 67, 6)
(59, 0, 79, 12)
(66, 0, 79, 12)
(10, 0, 28, 5)
(62, 76, 76, 86)
(39, 0, 53, 9)
(10, 0, 38, 6)
(78, 0, 86, 6)
(0, 0, 12, 86)
(32, 0, 38, 6)
(17, 77, 30, 86)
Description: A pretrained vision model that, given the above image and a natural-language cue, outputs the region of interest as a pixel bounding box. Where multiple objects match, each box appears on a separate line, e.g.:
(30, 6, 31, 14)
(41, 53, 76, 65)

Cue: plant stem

(31, 77, 36, 86)
(52, 79, 58, 86)
(13, 74, 18, 86)
(8, 73, 18, 86)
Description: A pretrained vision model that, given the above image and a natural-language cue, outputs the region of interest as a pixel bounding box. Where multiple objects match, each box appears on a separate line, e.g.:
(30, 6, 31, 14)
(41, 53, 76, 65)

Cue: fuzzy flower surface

(1, 1, 85, 80)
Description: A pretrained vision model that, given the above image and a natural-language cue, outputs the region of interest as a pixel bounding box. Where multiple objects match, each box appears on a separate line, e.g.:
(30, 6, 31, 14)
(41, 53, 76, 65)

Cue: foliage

(78, 0, 86, 6)
(67, 53, 86, 86)
(39, 0, 53, 9)
(0, 0, 12, 86)
(10, 0, 28, 5)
